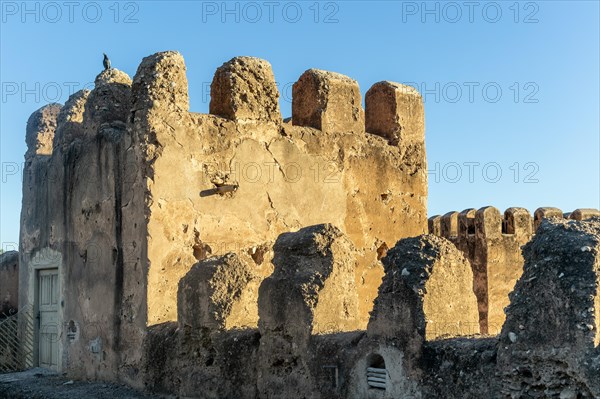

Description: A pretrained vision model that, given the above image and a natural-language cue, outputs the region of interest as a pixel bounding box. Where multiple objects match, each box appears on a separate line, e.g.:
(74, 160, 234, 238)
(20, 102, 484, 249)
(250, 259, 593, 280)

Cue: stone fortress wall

(15, 50, 600, 398)
(428, 206, 600, 335)
(18, 51, 427, 385)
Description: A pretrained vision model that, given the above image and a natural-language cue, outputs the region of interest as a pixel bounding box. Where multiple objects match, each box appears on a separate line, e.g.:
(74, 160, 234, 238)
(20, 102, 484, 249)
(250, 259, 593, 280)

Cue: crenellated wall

(428, 206, 600, 334)
(130, 53, 428, 327)
(18, 50, 598, 398)
(18, 51, 427, 382)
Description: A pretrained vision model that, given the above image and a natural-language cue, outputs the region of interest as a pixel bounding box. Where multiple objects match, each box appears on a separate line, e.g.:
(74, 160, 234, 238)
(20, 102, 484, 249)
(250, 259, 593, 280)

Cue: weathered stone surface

(369, 235, 479, 343)
(19, 51, 428, 386)
(428, 215, 442, 236)
(570, 208, 600, 221)
(441, 211, 459, 238)
(534, 206, 563, 231)
(0, 251, 19, 314)
(26, 103, 62, 158)
(498, 217, 600, 398)
(257, 224, 359, 399)
(430, 206, 539, 334)
(132, 51, 189, 115)
(178, 253, 259, 331)
(83, 68, 132, 136)
(259, 224, 359, 336)
(365, 81, 424, 145)
(292, 69, 364, 133)
(210, 56, 281, 124)
(19, 64, 142, 384)
(143, 322, 260, 399)
(423, 338, 500, 399)
(504, 207, 532, 237)
(53, 90, 90, 148)
(129, 52, 427, 326)
(345, 235, 478, 399)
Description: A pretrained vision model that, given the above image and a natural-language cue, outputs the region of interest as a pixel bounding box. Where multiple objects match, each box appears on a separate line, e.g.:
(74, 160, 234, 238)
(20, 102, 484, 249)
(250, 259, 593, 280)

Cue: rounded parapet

(475, 206, 502, 239)
(569, 208, 600, 221)
(53, 89, 90, 149)
(26, 103, 62, 158)
(368, 235, 479, 341)
(503, 207, 533, 238)
(458, 208, 477, 238)
(210, 56, 281, 124)
(533, 207, 563, 232)
(95, 67, 132, 87)
(84, 68, 132, 135)
(132, 51, 189, 114)
(428, 215, 442, 236)
(259, 224, 359, 338)
(292, 69, 364, 133)
(440, 211, 459, 238)
(500, 217, 600, 367)
(365, 81, 424, 146)
(178, 253, 258, 331)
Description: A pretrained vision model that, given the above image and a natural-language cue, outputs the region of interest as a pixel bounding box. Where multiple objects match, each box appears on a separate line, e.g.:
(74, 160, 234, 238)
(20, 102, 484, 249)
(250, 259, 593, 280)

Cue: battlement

(25, 57, 428, 199)
(430, 206, 599, 240)
(16, 50, 600, 399)
(428, 206, 599, 334)
(19, 51, 428, 382)
(24, 52, 425, 160)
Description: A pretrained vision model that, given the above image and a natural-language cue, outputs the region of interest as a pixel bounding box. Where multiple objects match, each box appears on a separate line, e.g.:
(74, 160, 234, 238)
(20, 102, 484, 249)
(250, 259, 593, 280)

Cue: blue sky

(1, 0, 599, 248)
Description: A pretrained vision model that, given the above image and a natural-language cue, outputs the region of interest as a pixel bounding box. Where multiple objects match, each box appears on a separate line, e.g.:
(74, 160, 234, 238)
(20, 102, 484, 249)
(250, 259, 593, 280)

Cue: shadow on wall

(144, 224, 481, 399)
(143, 217, 600, 398)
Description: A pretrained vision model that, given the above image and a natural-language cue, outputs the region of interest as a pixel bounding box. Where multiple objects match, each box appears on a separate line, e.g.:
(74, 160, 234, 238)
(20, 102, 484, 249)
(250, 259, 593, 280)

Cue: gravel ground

(0, 368, 164, 399)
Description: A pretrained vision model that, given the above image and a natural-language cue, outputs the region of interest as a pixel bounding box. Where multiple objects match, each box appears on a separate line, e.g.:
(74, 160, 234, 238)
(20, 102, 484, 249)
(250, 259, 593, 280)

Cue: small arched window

(366, 354, 386, 390)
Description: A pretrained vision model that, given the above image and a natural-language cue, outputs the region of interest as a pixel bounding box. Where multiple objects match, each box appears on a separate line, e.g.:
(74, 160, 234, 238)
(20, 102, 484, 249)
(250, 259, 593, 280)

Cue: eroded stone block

(178, 253, 258, 331)
(504, 207, 532, 237)
(26, 103, 62, 158)
(428, 215, 442, 236)
(570, 208, 600, 221)
(210, 56, 281, 123)
(368, 235, 479, 342)
(54, 90, 90, 148)
(258, 223, 359, 337)
(83, 68, 132, 136)
(132, 51, 189, 115)
(292, 69, 364, 133)
(365, 81, 424, 145)
(458, 208, 477, 237)
(257, 224, 359, 399)
(441, 211, 459, 239)
(498, 217, 600, 397)
(534, 207, 563, 231)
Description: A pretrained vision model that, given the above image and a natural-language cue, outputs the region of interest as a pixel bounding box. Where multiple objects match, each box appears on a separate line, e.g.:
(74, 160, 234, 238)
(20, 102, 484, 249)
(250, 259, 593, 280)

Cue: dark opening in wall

(366, 354, 386, 390)
(467, 223, 475, 235)
(502, 219, 510, 234)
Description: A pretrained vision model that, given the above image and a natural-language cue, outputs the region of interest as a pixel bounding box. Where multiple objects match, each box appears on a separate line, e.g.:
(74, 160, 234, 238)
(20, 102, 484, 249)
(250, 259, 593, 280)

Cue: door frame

(28, 248, 63, 372)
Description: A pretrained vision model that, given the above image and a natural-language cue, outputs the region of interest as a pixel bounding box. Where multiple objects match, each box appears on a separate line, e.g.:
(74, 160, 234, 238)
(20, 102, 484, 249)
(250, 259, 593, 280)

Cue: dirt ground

(0, 368, 163, 399)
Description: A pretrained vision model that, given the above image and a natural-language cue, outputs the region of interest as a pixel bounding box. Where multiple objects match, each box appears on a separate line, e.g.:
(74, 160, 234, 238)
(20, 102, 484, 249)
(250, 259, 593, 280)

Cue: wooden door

(38, 269, 59, 370)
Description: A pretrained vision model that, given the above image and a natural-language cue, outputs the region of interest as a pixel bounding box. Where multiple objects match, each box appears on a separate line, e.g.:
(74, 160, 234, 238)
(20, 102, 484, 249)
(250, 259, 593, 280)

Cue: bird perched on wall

(103, 53, 111, 70)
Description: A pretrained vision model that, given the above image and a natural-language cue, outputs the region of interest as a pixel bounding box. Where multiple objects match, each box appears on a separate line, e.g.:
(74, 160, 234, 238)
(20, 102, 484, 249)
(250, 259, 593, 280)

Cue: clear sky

(1, 0, 599, 248)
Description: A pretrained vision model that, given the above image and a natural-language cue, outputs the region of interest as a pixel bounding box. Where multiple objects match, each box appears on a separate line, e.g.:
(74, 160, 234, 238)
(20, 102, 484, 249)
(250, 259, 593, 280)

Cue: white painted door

(38, 269, 59, 370)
